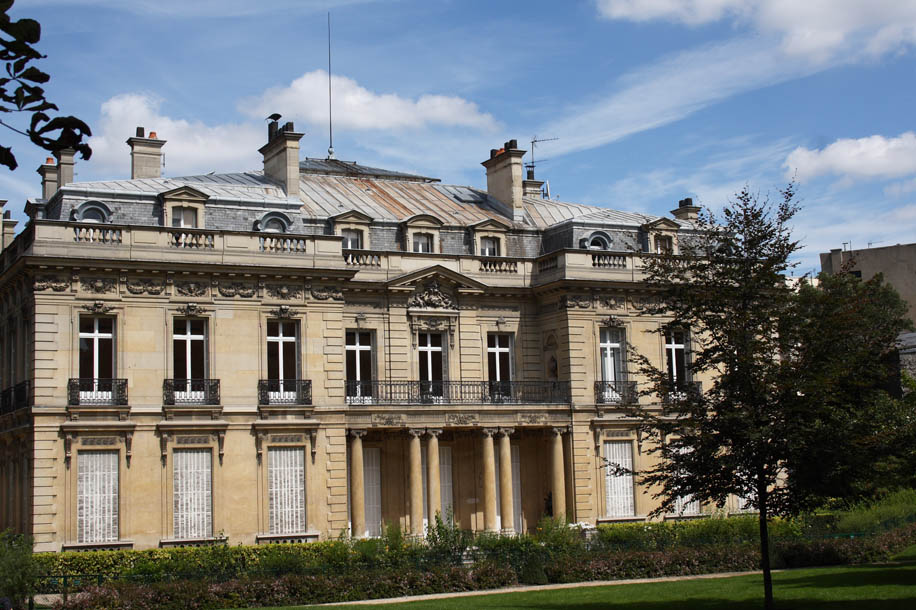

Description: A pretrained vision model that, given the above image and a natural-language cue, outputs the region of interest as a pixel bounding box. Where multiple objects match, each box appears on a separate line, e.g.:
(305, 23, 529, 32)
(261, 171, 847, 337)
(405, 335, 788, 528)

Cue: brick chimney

(482, 139, 526, 222)
(0, 200, 17, 252)
(259, 120, 303, 199)
(671, 197, 701, 222)
(55, 148, 76, 186)
(126, 126, 166, 179)
(37, 157, 58, 200)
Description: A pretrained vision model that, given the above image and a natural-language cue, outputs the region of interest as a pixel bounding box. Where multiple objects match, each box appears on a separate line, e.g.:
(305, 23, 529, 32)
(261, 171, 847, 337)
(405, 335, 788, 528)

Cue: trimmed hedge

(52, 524, 916, 610)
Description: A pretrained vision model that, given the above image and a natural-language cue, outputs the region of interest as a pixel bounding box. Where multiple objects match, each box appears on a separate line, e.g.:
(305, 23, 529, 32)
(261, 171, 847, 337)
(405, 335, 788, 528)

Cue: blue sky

(4, 0, 916, 272)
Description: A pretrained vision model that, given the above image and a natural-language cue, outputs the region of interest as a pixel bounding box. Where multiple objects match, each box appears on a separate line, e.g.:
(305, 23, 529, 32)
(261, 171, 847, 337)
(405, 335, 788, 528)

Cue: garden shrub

(425, 511, 473, 567)
(0, 530, 38, 610)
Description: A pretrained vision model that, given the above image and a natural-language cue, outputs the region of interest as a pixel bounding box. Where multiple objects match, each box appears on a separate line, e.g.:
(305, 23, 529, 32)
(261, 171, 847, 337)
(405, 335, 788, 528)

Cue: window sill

(159, 536, 227, 547)
(597, 515, 647, 524)
(256, 532, 321, 544)
(62, 540, 133, 551)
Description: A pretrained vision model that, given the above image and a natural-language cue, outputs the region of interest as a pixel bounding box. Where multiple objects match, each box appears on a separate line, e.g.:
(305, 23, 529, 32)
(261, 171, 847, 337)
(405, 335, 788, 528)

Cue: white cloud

(596, 0, 916, 61)
(539, 38, 824, 157)
(885, 177, 916, 198)
(240, 70, 498, 132)
(88, 94, 263, 178)
(784, 132, 916, 182)
(29, 0, 373, 18)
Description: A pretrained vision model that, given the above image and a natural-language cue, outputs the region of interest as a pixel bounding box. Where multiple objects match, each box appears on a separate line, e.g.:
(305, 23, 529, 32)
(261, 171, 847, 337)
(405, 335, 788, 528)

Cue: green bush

(425, 510, 473, 567)
(832, 488, 916, 534)
(0, 530, 38, 610)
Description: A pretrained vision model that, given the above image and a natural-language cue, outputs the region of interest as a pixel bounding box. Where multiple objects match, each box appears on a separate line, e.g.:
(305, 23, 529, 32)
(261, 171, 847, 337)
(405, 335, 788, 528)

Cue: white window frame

(345, 330, 374, 402)
(173, 318, 208, 402)
(268, 446, 306, 535)
(603, 441, 635, 518)
(418, 332, 446, 400)
(171, 206, 199, 229)
(172, 449, 212, 540)
(79, 316, 115, 403)
(480, 236, 500, 257)
(599, 327, 624, 402)
(77, 451, 119, 543)
(665, 329, 688, 390)
(412, 232, 434, 253)
(267, 320, 299, 402)
(341, 229, 363, 249)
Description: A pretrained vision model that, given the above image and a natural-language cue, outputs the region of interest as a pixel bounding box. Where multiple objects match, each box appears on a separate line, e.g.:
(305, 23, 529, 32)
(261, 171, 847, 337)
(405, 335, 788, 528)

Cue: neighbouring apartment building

(0, 123, 739, 552)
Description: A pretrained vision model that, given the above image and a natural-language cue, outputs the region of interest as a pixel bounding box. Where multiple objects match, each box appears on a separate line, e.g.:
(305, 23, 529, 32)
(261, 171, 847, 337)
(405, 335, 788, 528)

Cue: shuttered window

(439, 446, 453, 517)
(268, 447, 306, 534)
(77, 451, 119, 543)
(364, 447, 382, 537)
(173, 449, 212, 539)
(604, 441, 635, 518)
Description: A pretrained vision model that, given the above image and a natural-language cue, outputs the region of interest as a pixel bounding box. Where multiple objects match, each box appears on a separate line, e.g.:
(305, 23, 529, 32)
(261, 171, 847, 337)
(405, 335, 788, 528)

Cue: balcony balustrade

(594, 380, 638, 405)
(345, 380, 571, 405)
(257, 379, 312, 406)
(163, 379, 221, 405)
(662, 381, 703, 404)
(68, 378, 128, 406)
(0, 380, 32, 415)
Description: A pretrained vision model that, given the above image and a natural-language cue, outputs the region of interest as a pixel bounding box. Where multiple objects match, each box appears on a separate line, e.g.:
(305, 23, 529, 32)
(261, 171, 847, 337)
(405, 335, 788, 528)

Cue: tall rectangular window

(268, 447, 306, 535)
(412, 233, 433, 253)
(345, 331, 373, 400)
(364, 447, 382, 537)
(173, 449, 212, 539)
(418, 332, 445, 398)
(665, 329, 688, 390)
(171, 206, 198, 228)
(341, 229, 362, 249)
(480, 237, 500, 256)
(173, 318, 207, 401)
(267, 320, 299, 401)
(439, 446, 453, 518)
(487, 333, 512, 399)
(77, 451, 119, 543)
(599, 328, 626, 402)
(79, 316, 114, 402)
(655, 235, 673, 254)
(604, 441, 635, 518)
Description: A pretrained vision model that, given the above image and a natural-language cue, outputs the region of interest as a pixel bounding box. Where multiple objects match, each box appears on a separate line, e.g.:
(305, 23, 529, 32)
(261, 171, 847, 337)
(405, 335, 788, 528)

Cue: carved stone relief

(408, 279, 456, 309)
(80, 277, 116, 294)
(308, 284, 342, 301)
(81, 301, 114, 314)
(217, 281, 256, 298)
(558, 295, 592, 310)
(126, 278, 164, 295)
(267, 283, 303, 300)
(33, 275, 69, 292)
(175, 280, 208, 297)
(446, 413, 478, 426)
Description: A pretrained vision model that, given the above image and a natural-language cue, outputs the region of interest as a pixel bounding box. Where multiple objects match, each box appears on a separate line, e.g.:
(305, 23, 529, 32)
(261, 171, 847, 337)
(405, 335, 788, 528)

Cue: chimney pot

(149, 131, 158, 139)
(283, 121, 295, 133)
(508, 139, 517, 149)
(45, 157, 54, 164)
(136, 126, 145, 138)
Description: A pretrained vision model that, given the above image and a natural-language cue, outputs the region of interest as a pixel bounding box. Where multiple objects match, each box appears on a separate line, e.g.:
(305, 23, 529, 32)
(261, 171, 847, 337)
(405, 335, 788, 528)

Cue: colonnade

(348, 426, 567, 537)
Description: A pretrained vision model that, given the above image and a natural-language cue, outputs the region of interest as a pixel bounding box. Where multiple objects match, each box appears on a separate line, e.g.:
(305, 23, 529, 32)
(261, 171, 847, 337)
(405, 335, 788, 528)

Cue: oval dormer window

(256, 211, 292, 233)
(263, 218, 286, 232)
(72, 201, 112, 223)
(584, 231, 610, 250)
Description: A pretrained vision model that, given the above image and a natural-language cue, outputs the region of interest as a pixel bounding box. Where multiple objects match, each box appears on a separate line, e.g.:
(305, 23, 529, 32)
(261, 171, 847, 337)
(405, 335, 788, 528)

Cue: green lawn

(252, 547, 916, 610)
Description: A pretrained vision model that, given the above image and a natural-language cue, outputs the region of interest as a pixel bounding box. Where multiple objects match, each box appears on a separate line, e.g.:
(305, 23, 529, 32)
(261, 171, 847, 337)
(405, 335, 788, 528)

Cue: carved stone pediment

(408, 279, 455, 309)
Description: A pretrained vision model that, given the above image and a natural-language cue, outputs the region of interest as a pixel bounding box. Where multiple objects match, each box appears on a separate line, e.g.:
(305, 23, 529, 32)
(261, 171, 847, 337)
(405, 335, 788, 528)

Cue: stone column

(498, 428, 515, 533)
(408, 429, 424, 536)
(349, 430, 367, 538)
(481, 428, 498, 532)
(427, 430, 442, 521)
(551, 427, 567, 522)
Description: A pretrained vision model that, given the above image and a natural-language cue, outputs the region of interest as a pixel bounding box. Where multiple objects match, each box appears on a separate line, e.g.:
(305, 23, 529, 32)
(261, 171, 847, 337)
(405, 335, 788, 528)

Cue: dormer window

(72, 201, 112, 224)
(655, 235, 673, 254)
(172, 206, 198, 229)
(413, 233, 433, 253)
(583, 232, 610, 250)
(342, 229, 363, 249)
(480, 236, 500, 257)
(256, 211, 292, 233)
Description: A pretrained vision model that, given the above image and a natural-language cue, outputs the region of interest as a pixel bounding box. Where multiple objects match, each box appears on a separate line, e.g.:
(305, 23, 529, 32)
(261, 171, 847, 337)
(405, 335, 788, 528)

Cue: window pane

(346, 350, 357, 381)
(498, 352, 511, 382)
(190, 338, 205, 378)
(674, 349, 687, 387)
(80, 317, 95, 334)
(488, 351, 497, 381)
(498, 334, 509, 349)
(97, 318, 113, 334)
(419, 350, 429, 381)
(174, 339, 187, 379)
(190, 319, 205, 335)
(267, 321, 279, 337)
(431, 351, 443, 382)
(77, 451, 119, 543)
(430, 333, 442, 348)
(79, 338, 94, 379)
(487, 334, 495, 349)
(173, 318, 185, 334)
(98, 338, 113, 378)
(268, 447, 305, 534)
(173, 449, 212, 539)
(267, 342, 279, 380)
(346, 331, 355, 346)
(358, 350, 372, 382)
(282, 340, 297, 379)
(282, 322, 296, 337)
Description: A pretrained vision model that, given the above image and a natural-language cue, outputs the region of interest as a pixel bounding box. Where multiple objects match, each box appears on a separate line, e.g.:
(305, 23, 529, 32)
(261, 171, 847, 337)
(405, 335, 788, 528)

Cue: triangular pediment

(642, 217, 680, 230)
(386, 265, 487, 293)
(401, 213, 443, 227)
(158, 185, 210, 203)
(331, 210, 373, 223)
(470, 217, 511, 232)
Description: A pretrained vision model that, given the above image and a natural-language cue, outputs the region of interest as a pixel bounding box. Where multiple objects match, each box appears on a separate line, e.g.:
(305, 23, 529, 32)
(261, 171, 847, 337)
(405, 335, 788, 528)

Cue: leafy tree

(0, 0, 91, 170)
(625, 184, 912, 610)
(0, 529, 38, 610)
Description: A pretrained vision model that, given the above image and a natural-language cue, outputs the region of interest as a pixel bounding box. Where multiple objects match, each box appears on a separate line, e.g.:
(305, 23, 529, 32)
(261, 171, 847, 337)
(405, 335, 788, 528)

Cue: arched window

(72, 201, 112, 223)
(582, 231, 610, 250)
(256, 212, 292, 233)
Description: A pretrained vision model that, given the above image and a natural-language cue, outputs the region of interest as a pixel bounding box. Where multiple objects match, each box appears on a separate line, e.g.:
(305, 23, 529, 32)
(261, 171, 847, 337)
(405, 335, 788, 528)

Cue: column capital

(427, 429, 443, 438)
(408, 428, 425, 438)
(349, 429, 367, 439)
(481, 427, 498, 438)
(551, 426, 568, 437)
(498, 427, 515, 437)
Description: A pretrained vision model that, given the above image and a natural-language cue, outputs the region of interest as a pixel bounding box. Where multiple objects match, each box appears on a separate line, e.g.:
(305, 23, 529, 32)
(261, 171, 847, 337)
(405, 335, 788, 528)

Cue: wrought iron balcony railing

(661, 381, 703, 404)
(594, 381, 638, 405)
(68, 378, 128, 406)
(258, 379, 312, 405)
(345, 380, 571, 405)
(163, 379, 220, 405)
(1, 380, 32, 415)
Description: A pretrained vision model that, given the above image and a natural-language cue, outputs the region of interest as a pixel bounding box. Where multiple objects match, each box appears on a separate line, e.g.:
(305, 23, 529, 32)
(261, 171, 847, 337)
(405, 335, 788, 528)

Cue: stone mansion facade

(0, 123, 733, 551)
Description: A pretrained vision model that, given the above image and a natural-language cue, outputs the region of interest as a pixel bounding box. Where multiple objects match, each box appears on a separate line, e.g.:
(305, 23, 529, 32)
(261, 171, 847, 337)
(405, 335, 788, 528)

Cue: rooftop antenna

(326, 11, 335, 160)
(524, 135, 558, 179)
